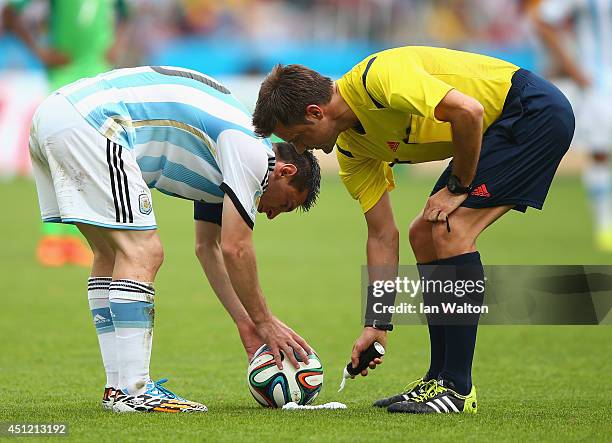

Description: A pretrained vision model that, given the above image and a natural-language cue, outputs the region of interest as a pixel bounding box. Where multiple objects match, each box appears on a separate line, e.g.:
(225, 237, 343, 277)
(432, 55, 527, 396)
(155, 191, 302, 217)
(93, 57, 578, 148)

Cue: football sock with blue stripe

(417, 260, 445, 381)
(88, 277, 118, 388)
(437, 252, 484, 396)
(109, 280, 155, 395)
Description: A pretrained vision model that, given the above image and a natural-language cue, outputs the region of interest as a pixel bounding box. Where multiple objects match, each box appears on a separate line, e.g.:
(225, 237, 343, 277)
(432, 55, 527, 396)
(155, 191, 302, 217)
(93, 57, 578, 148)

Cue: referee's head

(253, 64, 337, 154)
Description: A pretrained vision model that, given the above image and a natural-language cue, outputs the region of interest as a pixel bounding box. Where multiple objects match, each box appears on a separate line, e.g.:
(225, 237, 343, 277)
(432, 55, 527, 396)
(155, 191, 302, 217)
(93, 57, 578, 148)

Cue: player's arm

(216, 131, 313, 368)
(219, 193, 312, 369)
(1, 2, 70, 67)
(194, 215, 263, 361)
(106, 0, 131, 65)
(219, 199, 268, 325)
(533, 0, 590, 87)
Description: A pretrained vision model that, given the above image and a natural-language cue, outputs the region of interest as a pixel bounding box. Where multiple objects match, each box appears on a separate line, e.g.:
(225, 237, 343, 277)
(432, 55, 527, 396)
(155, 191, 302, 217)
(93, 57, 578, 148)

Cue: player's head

(253, 64, 338, 154)
(258, 142, 321, 220)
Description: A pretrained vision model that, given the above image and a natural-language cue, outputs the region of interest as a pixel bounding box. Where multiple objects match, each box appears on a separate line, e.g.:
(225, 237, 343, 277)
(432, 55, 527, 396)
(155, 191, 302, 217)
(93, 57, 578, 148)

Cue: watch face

(447, 175, 468, 194)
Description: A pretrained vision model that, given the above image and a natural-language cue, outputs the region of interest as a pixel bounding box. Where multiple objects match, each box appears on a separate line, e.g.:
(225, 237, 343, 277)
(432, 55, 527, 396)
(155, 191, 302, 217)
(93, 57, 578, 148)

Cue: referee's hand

(423, 187, 467, 223)
(350, 327, 387, 377)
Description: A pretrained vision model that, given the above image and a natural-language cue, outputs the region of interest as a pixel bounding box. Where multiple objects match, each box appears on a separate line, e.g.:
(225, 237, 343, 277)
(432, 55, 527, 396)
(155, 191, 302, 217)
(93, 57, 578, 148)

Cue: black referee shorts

(431, 69, 575, 212)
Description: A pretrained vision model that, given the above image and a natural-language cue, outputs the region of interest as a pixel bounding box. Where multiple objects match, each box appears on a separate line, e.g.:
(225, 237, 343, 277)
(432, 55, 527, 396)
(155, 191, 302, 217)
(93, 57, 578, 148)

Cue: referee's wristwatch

(446, 174, 472, 195)
(364, 320, 394, 331)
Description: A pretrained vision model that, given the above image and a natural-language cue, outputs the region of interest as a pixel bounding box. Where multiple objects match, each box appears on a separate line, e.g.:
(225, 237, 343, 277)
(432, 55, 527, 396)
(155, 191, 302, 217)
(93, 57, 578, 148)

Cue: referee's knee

(431, 221, 474, 259)
(409, 216, 436, 262)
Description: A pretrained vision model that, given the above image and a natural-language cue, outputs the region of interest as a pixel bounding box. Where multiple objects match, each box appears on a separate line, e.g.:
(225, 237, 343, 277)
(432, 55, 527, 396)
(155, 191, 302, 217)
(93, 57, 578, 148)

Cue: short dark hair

(253, 64, 333, 137)
(273, 142, 321, 212)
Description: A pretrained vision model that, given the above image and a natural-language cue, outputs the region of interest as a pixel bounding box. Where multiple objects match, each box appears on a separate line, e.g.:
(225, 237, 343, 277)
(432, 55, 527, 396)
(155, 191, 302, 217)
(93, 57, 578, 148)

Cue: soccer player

(534, 0, 612, 251)
(252, 46, 574, 414)
(29, 66, 320, 413)
(2, 0, 130, 267)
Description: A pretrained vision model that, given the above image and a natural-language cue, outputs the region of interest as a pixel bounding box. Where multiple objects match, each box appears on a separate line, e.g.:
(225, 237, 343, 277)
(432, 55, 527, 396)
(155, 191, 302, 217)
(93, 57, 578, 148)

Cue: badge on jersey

(139, 193, 153, 215)
(387, 141, 400, 152)
(253, 190, 262, 216)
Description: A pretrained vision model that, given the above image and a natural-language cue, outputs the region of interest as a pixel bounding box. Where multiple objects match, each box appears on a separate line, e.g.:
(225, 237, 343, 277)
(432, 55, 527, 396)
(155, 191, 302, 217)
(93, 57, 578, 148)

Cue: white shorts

(577, 89, 612, 152)
(555, 81, 612, 152)
(29, 93, 157, 230)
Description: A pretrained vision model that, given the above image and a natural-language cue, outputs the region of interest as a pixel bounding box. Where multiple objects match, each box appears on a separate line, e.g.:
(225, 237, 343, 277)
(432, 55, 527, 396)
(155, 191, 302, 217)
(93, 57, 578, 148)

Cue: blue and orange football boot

(112, 378, 207, 413)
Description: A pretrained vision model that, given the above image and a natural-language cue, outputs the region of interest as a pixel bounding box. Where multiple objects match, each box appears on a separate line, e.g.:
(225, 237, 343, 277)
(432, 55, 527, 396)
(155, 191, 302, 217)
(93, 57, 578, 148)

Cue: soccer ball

(247, 344, 323, 408)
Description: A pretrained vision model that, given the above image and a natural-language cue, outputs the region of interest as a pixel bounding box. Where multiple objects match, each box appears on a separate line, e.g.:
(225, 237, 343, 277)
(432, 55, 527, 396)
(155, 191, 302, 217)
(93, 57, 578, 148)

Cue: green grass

(0, 174, 610, 442)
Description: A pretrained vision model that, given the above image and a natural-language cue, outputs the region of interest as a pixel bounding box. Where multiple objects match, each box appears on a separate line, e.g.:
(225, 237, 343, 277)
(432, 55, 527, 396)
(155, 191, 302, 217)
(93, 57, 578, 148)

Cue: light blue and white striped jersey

(57, 66, 274, 228)
(540, 0, 612, 90)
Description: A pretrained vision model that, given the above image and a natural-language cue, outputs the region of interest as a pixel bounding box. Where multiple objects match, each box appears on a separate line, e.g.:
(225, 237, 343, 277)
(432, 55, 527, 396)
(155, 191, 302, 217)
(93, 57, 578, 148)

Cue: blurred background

(0, 0, 609, 261)
(0, 0, 565, 178)
(0, 4, 610, 438)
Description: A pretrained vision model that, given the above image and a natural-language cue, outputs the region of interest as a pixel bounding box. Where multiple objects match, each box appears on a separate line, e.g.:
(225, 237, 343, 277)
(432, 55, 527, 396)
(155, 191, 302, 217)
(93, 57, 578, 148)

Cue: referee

(252, 46, 575, 414)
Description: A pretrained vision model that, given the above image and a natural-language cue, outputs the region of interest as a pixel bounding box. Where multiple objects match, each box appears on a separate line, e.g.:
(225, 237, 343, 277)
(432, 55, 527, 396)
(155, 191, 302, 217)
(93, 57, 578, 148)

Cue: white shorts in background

(555, 81, 612, 152)
(29, 93, 157, 230)
(575, 89, 612, 152)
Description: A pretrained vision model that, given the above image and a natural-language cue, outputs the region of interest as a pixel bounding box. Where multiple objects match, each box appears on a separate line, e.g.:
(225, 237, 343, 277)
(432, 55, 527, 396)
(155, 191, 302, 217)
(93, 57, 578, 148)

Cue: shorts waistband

(511, 68, 532, 90)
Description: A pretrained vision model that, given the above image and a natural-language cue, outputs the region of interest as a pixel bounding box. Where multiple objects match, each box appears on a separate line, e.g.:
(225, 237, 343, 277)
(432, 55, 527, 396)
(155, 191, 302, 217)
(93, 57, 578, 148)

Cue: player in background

(253, 47, 574, 414)
(29, 66, 320, 412)
(2, 0, 130, 266)
(535, 0, 612, 251)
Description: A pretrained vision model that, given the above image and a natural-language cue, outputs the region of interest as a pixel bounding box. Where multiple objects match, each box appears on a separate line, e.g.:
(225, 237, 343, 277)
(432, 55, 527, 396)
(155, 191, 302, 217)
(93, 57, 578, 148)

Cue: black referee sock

(417, 260, 445, 381)
(437, 251, 484, 396)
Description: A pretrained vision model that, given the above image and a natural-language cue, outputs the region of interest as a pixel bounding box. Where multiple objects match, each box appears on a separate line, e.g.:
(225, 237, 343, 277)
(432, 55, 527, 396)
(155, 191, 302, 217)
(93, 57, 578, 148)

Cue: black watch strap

(447, 174, 472, 195)
(364, 284, 396, 330)
(364, 321, 394, 331)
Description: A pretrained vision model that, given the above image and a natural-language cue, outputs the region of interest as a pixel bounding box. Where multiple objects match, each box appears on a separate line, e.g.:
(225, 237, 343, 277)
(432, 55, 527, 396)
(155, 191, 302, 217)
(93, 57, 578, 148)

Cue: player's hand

(106, 44, 122, 65)
(257, 316, 313, 370)
(350, 327, 387, 377)
(423, 187, 468, 223)
(237, 321, 265, 362)
(35, 47, 71, 67)
(571, 70, 592, 89)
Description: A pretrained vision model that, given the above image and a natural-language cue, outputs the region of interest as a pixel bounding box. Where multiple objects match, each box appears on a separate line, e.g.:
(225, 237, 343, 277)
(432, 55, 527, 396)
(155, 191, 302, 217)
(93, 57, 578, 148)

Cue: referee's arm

(364, 192, 399, 282)
(421, 89, 484, 223)
(349, 192, 397, 374)
(434, 89, 484, 188)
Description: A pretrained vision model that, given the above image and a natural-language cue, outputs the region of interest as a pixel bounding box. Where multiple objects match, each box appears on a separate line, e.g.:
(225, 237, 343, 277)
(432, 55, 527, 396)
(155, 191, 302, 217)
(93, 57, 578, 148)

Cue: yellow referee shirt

(335, 46, 519, 213)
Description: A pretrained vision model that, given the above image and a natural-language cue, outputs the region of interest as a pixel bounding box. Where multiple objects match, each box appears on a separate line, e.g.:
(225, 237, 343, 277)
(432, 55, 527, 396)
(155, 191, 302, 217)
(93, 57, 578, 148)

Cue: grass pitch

(0, 173, 610, 442)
